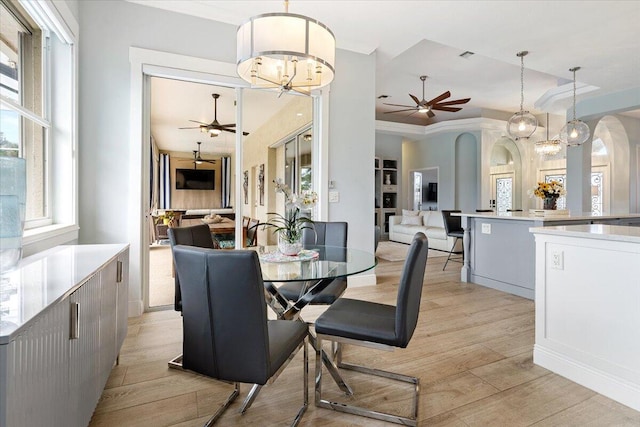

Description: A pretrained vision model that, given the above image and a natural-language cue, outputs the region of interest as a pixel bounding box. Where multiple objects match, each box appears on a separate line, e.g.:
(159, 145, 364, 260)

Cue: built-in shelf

(375, 157, 399, 236)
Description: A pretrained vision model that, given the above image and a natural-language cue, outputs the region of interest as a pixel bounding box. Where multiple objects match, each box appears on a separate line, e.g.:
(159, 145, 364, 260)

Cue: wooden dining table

(205, 219, 247, 247)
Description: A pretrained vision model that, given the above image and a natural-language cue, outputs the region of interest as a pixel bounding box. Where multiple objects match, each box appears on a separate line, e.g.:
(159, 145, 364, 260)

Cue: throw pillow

(401, 215, 423, 225)
(402, 209, 420, 217)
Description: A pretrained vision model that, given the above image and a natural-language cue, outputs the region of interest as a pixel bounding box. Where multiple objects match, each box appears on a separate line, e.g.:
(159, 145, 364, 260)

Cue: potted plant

(156, 210, 176, 226)
(260, 179, 317, 255)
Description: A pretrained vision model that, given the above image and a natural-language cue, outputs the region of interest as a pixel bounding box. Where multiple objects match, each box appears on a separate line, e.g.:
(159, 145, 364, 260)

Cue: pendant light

(534, 113, 563, 157)
(507, 51, 537, 140)
(559, 67, 590, 146)
(236, 0, 335, 95)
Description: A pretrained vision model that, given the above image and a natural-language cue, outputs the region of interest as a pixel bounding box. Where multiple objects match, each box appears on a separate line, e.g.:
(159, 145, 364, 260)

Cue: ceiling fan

(191, 142, 216, 168)
(383, 75, 470, 118)
(180, 93, 249, 136)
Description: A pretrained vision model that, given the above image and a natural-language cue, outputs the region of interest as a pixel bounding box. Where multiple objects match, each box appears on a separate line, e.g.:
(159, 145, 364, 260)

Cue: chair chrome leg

(315, 339, 420, 426)
(308, 331, 353, 395)
(203, 382, 240, 427)
(168, 353, 183, 370)
(240, 384, 262, 414)
(291, 338, 308, 427)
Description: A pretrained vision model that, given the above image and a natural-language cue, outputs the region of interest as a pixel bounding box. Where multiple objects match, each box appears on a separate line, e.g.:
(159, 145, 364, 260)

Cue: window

(1, 0, 76, 235)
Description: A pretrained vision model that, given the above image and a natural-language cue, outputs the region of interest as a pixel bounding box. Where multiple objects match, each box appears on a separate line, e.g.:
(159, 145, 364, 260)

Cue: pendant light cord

(520, 54, 525, 112)
(572, 68, 577, 121)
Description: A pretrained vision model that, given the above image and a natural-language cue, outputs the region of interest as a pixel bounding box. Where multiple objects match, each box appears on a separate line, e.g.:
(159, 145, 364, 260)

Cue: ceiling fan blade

(427, 109, 436, 118)
(383, 102, 416, 108)
(383, 108, 418, 114)
(426, 91, 451, 106)
(434, 98, 471, 106)
(178, 126, 201, 130)
(409, 94, 421, 106)
(218, 123, 237, 128)
(188, 120, 209, 125)
(431, 105, 462, 112)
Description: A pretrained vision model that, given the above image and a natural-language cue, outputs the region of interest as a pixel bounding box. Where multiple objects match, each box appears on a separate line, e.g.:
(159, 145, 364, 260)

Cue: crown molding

(535, 81, 599, 113)
(376, 117, 507, 138)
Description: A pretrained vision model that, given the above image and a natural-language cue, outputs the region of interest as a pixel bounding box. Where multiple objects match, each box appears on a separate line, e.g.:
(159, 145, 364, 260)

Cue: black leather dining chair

(314, 232, 429, 426)
(277, 221, 348, 305)
(168, 224, 216, 312)
(172, 246, 309, 426)
(441, 210, 464, 271)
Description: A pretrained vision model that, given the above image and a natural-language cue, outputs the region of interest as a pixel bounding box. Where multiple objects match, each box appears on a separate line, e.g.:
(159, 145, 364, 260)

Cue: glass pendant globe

(507, 111, 537, 139)
(560, 119, 590, 146)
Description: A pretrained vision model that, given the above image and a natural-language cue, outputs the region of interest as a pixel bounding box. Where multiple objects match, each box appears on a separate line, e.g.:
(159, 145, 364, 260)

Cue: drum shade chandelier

(534, 113, 563, 157)
(560, 67, 590, 146)
(507, 51, 538, 140)
(236, 0, 335, 95)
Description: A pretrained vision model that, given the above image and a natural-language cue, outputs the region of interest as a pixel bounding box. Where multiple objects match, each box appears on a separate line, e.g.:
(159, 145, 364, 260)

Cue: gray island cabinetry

(456, 212, 640, 299)
(0, 244, 129, 427)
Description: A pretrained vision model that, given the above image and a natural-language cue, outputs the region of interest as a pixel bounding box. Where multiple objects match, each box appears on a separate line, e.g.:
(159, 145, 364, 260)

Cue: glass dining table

(257, 245, 376, 320)
(257, 244, 377, 395)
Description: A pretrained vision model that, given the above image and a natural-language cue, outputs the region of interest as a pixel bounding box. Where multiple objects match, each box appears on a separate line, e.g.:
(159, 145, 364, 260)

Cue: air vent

(377, 95, 389, 99)
(459, 51, 474, 59)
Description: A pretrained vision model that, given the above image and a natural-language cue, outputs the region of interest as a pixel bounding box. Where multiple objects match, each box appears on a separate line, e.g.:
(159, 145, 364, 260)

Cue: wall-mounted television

(426, 182, 438, 201)
(175, 168, 215, 190)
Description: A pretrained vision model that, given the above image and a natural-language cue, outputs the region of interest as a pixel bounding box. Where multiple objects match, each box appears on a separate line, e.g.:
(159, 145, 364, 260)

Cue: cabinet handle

(116, 260, 123, 283)
(70, 302, 79, 340)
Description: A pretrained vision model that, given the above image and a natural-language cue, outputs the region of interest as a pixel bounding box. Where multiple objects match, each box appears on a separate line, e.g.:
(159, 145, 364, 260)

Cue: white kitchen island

(531, 224, 640, 412)
(456, 211, 640, 299)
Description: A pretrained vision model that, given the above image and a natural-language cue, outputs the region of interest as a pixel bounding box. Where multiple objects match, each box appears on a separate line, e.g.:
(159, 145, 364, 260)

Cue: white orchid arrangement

(260, 178, 317, 243)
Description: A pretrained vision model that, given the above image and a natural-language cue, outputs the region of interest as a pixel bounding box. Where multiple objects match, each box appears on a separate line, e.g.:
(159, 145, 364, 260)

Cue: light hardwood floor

(89, 254, 640, 426)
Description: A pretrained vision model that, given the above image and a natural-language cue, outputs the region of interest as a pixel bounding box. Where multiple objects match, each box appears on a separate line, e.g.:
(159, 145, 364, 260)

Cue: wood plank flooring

(89, 253, 640, 426)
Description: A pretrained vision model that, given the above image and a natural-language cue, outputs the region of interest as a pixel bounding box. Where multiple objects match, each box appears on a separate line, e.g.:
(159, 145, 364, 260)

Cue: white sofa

(388, 210, 462, 252)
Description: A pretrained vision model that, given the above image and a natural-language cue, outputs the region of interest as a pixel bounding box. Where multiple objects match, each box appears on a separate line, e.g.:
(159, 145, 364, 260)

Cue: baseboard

(534, 345, 640, 412)
(347, 272, 376, 288)
(129, 300, 144, 317)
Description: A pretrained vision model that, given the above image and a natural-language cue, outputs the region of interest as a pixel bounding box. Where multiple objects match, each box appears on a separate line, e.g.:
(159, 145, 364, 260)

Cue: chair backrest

(441, 210, 463, 236)
(395, 232, 429, 348)
(168, 224, 215, 311)
(172, 245, 272, 385)
(243, 216, 250, 228)
(246, 218, 260, 246)
(302, 221, 348, 247)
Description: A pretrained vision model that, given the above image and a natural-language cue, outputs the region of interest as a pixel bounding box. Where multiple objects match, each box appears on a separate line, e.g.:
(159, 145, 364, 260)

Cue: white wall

(77, 1, 379, 310)
(328, 49, 376, 252)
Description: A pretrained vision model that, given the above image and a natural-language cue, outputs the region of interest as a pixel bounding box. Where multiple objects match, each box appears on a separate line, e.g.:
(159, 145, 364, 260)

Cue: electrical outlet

(481, 223, 491, 234)
(551, 251, 564, 270)
(329, 191, 339, 203)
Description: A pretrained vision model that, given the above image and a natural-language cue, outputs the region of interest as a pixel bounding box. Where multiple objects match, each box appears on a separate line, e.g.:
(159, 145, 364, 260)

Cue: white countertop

(454, 211, 640, 222)
(530, 224, 640, 243)
(0, 244, 128, 344)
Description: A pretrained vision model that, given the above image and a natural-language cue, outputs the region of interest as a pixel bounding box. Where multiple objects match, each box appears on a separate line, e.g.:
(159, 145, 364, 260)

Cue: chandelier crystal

(507, 51, 538, 140)
(236, 0, 335, 95)
(535, 113, 563, 157)
(560, 67, 590, 146)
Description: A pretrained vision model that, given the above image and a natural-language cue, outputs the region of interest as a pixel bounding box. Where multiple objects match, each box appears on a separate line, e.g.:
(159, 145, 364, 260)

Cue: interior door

(491, 172, 514, 213)
(412, 171, 422, 211)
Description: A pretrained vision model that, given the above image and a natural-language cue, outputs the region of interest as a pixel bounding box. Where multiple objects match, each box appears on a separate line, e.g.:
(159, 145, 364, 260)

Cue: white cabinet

(0, 244, 129, 427)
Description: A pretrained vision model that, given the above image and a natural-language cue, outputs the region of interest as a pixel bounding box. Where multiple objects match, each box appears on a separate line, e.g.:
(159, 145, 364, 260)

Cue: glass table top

(256, 245, 377, 282)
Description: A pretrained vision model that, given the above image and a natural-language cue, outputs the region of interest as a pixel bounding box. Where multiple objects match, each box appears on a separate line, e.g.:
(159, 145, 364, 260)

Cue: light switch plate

(329, 191, 339, 203)
(481, 223, 491, 234)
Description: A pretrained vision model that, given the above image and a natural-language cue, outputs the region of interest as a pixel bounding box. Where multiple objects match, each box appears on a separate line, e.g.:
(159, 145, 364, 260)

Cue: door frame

(129, 47, 328, 315)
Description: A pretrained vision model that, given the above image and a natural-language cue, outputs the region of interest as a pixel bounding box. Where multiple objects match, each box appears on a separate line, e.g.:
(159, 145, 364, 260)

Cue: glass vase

(278, 230, 303, 256)
(543, 197, 558, 210)
(0, 157, 27, 273)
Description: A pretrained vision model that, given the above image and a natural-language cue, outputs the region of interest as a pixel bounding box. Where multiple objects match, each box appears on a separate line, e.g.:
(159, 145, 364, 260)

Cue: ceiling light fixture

(559, 67, 590, 146)
(236, 0, 335, 95)
(535, 113, 563, 157)
(507, 51, 537, 140)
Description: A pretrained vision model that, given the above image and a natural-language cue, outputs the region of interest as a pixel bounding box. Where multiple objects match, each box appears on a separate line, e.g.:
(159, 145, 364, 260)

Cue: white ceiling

(143, 0, 640, 151)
